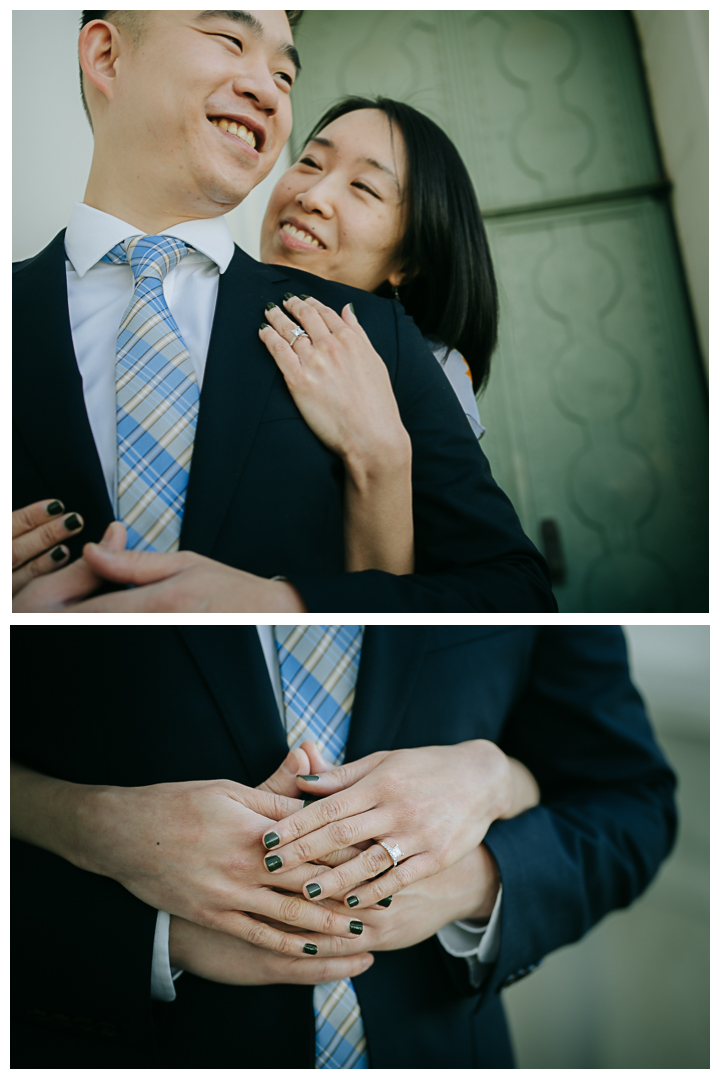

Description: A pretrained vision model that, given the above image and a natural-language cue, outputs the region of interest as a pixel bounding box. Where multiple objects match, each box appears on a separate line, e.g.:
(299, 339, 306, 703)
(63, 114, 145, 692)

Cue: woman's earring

(393, 285, 400, 301)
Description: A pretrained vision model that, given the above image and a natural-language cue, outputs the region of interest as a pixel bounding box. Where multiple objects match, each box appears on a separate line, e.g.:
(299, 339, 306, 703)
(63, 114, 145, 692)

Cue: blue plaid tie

(101, 235, 199, 552)
(274, 626, 369, 1070)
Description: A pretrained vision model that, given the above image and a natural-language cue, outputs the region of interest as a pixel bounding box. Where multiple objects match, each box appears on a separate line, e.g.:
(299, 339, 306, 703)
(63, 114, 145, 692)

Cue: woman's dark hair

(304, 96, 498, 390)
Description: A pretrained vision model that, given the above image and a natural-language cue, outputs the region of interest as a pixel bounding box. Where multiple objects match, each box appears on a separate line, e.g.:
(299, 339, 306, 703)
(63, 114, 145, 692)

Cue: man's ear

(78, 19, 123, 111)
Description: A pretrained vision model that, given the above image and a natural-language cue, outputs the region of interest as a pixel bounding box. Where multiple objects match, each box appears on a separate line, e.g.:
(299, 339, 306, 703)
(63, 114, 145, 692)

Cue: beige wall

(634, 11, 709, 372)
(503, 625, 709, 1068)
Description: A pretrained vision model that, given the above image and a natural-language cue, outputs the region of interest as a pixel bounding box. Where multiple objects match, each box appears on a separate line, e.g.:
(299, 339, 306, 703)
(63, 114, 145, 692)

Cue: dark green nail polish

(303, 943, 318, 955)
(302, 795, 321, 807)
(260, 322, 270, 330)
(347, 895, 359, 908)
(283, 292, 296, 301)
(46, 500, 64, 516)
(349, 303, 356, 314)
(377, 896, 393, 908)
(349, 920, 364, 935)
(64, 514, 81, 532)
(297, 774, 319, 781)
(299, 294, 311, 300)
(264, 831, 280, 849)
(50, 546, 67, 563)
(265, 854, 283, 872)
(265, 301, 276, 309)
(306, 882, 322, 899)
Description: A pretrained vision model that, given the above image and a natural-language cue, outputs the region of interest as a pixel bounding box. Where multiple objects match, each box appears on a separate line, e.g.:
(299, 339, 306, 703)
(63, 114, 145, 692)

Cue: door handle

(540, 518, 566, 586)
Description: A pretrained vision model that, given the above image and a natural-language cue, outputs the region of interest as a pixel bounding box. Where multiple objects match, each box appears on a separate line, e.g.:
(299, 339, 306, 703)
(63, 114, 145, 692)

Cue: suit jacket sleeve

(290, 303, 556, 613)
(11, 839, 158, 1066)
(472, 626, 678, 1000)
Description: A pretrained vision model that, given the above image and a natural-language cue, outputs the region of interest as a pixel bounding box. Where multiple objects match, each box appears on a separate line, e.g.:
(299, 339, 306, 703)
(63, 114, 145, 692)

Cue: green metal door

(291, 11, 708, 612)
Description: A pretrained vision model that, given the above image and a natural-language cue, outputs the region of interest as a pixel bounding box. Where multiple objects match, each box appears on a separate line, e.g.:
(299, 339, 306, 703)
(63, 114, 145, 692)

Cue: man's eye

(277, 71, 294, 87)
(217, 34, 242, 50)
(299, 157, 321, 169)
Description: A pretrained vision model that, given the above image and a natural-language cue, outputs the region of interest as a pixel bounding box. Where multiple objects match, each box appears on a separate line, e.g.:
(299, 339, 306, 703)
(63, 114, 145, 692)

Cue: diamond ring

(378, 840, 405, 867)
(290, 326, 309, 345)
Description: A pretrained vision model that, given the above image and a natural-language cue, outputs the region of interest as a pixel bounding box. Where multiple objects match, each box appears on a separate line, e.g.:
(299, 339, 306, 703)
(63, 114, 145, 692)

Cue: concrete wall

(634, 11, 709, 372)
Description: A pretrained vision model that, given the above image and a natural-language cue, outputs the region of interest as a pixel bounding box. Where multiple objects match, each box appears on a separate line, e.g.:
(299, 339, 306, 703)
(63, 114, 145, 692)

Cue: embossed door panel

(482, 199, 707, 612)
(291, 12, 708, 612)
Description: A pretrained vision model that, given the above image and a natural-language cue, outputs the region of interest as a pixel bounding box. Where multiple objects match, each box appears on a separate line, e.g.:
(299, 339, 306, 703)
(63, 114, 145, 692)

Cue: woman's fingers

(264, 751, 389, 850)
(292, 751, 389, 799)
(12, 506, 84, 569)
(12, 498, 65, 539)
(289, 295, 352, 336)
(209, 908, 359, 958)
(12, 545, 70, 594)
(341, 850, 442, 909)
(280, 951, 374, 984)
(295, 838, 402, 901)
(263, 808, 391, 876)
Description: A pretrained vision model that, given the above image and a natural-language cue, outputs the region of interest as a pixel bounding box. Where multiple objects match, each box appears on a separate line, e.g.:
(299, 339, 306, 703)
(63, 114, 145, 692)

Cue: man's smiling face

(85, 10, 297, 219)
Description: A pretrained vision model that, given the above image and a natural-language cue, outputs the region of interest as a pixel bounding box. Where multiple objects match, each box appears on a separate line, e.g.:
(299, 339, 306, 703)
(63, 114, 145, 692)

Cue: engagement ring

(378, 840, 405, 867)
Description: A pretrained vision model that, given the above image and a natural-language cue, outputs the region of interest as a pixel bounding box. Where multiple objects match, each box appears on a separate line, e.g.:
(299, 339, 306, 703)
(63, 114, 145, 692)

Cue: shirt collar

(64, 201, 236, 278)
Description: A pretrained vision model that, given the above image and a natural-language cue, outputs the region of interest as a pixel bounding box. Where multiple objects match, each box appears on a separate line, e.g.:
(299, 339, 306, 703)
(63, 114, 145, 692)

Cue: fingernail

(283, 292, 296, 301)
(348, 303, 356, 314)
(306, 882, 322, 899)
(263, 831, 280, 849)
(349, 920, 364, 935)
(265, 854, 283, 872)
(265, 301, 276, 309)
(299, 294, 311, 300)
(303, 943, 318, 955)
(297, 774, 319, 781)
(46, 500, 64, 516)
(302, 795, 321, 807)
(347, 895, 360, 908)
(64, 514, 82, 532)
(50, 545, 68, 563)
(259, 322, 270, 330)
(377, 896, 393, 908)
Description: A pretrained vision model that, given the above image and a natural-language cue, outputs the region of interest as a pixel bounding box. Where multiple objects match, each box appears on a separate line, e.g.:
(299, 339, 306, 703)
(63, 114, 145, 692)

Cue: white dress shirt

(63, 201, 235, 513)
(152, 627, 502, 1000)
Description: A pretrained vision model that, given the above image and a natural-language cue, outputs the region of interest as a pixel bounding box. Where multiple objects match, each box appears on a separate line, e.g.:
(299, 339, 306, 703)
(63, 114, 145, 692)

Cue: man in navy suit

(11, 625, 677, 1067)
(13, 9, 554, 614)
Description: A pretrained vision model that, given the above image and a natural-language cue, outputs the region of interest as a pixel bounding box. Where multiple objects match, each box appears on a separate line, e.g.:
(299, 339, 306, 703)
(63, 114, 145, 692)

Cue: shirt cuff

(151, 910, 183, 1001)
(435, 886, 503, 988)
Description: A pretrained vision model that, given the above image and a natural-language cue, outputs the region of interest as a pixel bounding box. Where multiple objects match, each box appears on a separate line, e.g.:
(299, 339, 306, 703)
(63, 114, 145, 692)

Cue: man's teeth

(282, 223, 321, 248)
(210, 117, 256, 148)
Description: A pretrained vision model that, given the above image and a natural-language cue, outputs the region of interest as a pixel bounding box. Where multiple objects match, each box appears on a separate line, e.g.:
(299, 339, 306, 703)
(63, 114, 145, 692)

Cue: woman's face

(259, 108, 408, 293)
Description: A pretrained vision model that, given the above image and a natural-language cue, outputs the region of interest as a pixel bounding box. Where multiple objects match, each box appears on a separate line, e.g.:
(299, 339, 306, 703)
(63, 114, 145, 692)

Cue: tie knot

(103, 234, 194, 282)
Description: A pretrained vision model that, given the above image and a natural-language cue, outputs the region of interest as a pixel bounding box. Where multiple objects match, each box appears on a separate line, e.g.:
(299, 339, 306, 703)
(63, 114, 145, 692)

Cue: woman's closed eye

(352, 181, 380, 199)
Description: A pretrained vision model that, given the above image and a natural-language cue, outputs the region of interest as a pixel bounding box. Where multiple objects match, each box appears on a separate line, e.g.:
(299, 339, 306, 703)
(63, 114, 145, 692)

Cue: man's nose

(231, 65, 280, 114)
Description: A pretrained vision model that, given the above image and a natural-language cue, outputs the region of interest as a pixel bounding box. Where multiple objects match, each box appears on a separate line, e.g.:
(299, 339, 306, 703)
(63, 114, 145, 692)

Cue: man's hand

(262, 742, 537, 911)
(12, 521, 127, 612)
(60, 543, 306, 613)
(12, 499, 86, 593)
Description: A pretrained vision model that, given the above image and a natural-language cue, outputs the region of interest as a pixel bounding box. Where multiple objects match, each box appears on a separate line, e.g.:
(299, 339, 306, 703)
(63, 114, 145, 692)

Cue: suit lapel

(178, 625, 290, 784)
(13, 231, 113, 529)
(346, 627, 431, 759)
(180, 249, 290, 555)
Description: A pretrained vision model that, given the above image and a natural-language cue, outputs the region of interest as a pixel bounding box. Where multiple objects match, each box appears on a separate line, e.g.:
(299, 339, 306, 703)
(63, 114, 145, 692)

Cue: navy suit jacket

(11, 626, 677, 1068)
(13, 232, 555, 612)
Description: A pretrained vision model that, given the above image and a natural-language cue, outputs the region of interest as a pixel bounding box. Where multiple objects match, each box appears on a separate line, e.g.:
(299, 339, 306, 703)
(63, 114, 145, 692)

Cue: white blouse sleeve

(429, 342, 485, 440)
